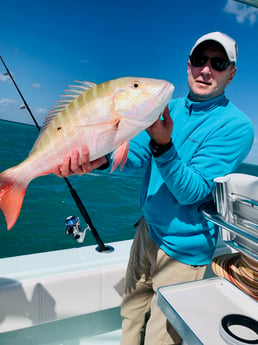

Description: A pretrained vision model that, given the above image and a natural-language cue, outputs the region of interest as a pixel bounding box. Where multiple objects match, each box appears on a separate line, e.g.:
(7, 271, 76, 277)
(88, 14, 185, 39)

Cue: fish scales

(0, 77, 174, 229)
(34, 81, 112, 159)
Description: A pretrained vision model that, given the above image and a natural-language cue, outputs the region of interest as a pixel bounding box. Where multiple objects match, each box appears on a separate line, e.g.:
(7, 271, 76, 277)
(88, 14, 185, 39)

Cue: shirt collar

(185, 93, 227, 115)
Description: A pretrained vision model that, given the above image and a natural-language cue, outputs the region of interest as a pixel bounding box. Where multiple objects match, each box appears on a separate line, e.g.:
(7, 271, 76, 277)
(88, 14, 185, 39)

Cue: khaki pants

(120, 218, 206, 345)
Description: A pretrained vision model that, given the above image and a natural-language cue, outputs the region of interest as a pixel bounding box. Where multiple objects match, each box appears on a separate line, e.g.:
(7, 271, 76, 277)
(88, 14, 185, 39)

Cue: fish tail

(0, 169, 28, 230)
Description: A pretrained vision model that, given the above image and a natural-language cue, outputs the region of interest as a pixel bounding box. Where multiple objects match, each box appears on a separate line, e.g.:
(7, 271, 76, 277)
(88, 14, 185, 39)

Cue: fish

(0, 77, 174, 230)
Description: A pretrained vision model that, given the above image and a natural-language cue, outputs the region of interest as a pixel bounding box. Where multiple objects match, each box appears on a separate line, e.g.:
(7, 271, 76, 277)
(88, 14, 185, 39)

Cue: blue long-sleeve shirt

(111, 93, 254, 265)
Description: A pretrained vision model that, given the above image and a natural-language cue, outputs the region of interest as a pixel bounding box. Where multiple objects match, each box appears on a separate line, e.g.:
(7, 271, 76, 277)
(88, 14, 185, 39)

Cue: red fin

(0, 172, 26, 230)
(111, 142, 129, 173)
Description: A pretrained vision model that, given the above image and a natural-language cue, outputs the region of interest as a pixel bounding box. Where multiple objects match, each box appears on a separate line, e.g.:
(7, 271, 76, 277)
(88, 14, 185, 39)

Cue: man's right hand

(52, 145, 108, 177)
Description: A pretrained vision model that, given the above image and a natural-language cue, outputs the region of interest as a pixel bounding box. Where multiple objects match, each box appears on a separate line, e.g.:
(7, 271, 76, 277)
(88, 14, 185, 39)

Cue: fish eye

(132, 81, 141, 89)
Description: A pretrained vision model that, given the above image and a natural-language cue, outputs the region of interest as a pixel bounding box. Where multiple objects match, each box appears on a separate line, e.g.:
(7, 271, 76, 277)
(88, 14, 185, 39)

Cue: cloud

(0, 98, 15, 105)
(0, 98, 19, 123)
(35, 107, 47, 115)
(0, 72, 10, 82)
(224, 0, 258, 25)
(0, 98, 39, 125)
(32, 83, 41, 88)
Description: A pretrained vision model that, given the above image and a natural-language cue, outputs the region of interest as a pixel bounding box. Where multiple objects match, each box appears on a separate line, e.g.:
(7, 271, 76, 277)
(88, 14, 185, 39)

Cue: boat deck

(0, 326, 122, 345)
(0, 308, 123, 345)
(0, 239, 232, 345)
(86, 329, 121, 345)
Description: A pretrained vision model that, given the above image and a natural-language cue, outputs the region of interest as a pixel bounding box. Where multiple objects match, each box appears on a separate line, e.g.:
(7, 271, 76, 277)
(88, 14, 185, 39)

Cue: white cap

(190, 32, 238, 63)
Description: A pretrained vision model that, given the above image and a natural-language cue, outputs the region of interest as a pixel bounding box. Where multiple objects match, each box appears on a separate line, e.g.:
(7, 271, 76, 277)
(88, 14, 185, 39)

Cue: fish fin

(0, 171, 27, 230)
(31, 80, 98, 152)
(73, 80, 97, 89)
(111, 142, 129, 173)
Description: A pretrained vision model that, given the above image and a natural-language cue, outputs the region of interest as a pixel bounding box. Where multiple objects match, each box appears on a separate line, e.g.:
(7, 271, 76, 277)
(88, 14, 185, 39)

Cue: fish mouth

(121, 81, 174, 126)
(135, 82, 173, 124)
(159, 82, 174, 98)
(155, 82, 174, 115)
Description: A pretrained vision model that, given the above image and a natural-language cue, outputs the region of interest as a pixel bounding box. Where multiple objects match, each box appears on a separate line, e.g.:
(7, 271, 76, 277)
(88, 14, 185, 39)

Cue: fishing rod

(0, 55, 112, 253)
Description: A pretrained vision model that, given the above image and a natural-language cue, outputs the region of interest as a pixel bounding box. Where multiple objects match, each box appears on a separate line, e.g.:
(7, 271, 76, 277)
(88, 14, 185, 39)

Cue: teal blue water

(0, 120, 256, 259)
(0, 120, 142, 258)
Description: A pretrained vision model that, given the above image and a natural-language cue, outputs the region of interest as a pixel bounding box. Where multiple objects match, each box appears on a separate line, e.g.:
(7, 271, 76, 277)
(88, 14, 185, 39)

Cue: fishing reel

(65, 216, 88, 244)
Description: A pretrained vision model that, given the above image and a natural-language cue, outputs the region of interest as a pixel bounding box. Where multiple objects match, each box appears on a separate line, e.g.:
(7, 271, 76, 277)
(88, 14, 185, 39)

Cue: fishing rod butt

(95, 244, 115, 253)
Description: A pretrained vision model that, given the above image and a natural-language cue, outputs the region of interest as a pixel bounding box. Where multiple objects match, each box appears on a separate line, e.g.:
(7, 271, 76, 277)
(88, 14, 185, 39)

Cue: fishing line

(0, 55, 111, 252)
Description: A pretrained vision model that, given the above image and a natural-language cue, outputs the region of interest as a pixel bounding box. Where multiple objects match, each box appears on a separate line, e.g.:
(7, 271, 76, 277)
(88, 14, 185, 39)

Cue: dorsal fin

(30, 80, 97, 153)
(40, 80, 97, 133)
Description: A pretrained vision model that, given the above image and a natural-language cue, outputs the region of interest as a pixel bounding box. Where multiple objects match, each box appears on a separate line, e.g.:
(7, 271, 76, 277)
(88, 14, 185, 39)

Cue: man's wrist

(149, 138, 172, 157)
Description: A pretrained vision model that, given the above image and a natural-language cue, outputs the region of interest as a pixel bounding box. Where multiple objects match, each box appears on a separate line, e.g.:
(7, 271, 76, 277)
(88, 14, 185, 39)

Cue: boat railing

(201, 173, 258, 261)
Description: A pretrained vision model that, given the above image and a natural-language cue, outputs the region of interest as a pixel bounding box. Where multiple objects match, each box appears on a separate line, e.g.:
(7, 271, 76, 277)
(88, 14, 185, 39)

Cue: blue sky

(0, 0, 257, 163)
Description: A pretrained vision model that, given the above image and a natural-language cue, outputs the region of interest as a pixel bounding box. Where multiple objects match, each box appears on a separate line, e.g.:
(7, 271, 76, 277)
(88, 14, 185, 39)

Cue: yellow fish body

(0, 77, 174, 229)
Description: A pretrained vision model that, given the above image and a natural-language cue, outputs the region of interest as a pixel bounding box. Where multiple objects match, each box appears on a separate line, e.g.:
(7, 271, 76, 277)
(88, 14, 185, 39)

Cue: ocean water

(0, 120, 257, 259)
(0, 120, 142, 258)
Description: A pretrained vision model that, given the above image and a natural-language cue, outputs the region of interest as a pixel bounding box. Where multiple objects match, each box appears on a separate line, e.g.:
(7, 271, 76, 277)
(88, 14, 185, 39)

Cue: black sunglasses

(189, 54, 233, 72)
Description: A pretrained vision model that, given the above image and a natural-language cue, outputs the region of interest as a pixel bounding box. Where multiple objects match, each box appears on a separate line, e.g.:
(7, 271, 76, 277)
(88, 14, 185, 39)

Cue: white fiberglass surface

(0, 308, 122, 345)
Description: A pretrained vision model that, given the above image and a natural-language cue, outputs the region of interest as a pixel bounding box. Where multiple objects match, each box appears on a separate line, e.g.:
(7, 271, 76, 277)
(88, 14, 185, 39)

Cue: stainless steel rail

(201, 203, 258, 261)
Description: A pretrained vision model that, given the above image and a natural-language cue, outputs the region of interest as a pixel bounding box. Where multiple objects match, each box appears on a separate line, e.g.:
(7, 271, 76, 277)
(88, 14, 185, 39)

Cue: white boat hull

(0, 238, 233, 344)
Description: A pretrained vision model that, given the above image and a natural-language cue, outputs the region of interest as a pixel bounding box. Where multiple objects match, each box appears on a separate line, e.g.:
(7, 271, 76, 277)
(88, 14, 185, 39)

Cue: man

(54, 32, 254, 344)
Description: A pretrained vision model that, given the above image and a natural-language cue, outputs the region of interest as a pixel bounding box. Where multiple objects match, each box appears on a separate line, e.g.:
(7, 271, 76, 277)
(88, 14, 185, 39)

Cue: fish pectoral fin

(111, 142, 129, 172)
